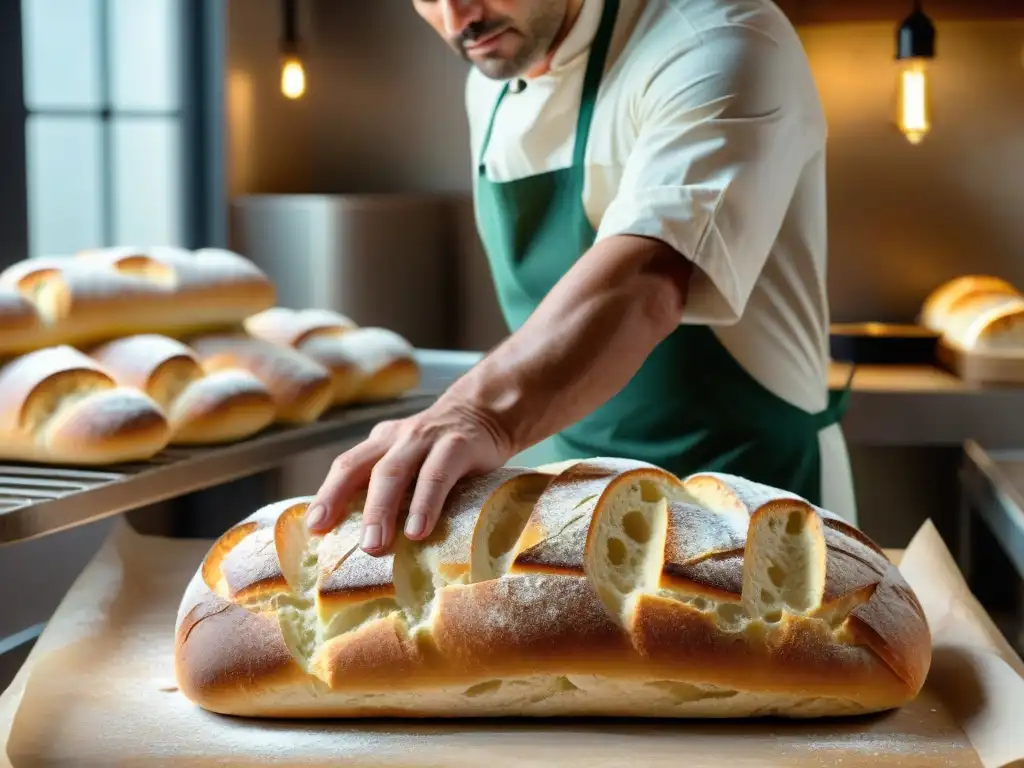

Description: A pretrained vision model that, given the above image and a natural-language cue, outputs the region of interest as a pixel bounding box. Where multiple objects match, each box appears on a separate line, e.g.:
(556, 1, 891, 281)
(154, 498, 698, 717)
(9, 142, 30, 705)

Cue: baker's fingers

(306, 440, 387, 533)
(405, 434, 474, 542)
(360, 440, 429, 554)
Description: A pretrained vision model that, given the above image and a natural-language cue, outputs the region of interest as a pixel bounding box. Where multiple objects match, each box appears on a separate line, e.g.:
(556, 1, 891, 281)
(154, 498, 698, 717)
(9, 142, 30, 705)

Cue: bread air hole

(622, 510, 651, 543)
(607, 537, 627, 566)
(465, 680, 503, 697)
(462, 676, 581, 702)
(786, 510, 805, 535)
(646, 680, 739, 703)
(715, 603, 749, 626)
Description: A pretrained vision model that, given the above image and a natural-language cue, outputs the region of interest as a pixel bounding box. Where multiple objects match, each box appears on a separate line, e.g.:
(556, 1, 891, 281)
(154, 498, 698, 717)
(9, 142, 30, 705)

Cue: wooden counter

(828, 363, 1024, 448)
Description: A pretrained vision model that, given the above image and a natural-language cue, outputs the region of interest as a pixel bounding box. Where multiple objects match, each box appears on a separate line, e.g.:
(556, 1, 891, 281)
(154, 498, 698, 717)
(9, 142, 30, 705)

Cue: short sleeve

(595, 24, 822, 326)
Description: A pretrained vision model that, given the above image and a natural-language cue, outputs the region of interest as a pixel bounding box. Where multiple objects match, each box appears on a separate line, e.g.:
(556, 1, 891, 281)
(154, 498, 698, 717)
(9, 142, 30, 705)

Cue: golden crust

(187, 333, 334, 424)
(243, 309, 419, 406)
(630, 594, 910, 708)
(0, 346, 170, 464)
(920, 274, 1020, 333)
(244, 307, 356, 347)
(0, 248, 275, 357)
(175, 462, 933, 719)
(89, 334, 276, 445)
(174, 595, 305, 710)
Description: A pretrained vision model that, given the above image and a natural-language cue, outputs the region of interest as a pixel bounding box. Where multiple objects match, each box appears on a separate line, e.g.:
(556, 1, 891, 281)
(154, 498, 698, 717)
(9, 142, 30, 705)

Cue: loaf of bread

(175, 459, 931, 719)
(920, 275, 1019, 332)
(244, 307, 419, 404)
(89, 335, 277, 445)
(0, 287, 45, 358)
(920, 275, 1024, 350)
(0, 247, 275, 357)
(186, 333, 335, 424)
(0, 346, 170, 464)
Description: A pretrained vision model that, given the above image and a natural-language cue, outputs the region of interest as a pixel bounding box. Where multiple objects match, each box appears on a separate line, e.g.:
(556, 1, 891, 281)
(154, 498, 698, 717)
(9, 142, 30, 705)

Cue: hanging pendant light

(895, 1, 936, 145)
(280, 0, 306, 100)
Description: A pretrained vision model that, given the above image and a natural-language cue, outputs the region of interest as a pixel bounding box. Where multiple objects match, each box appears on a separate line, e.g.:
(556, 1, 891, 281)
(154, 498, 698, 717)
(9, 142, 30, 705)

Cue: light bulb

(281, 55, 306, 99)
(896, 57, 930, 145)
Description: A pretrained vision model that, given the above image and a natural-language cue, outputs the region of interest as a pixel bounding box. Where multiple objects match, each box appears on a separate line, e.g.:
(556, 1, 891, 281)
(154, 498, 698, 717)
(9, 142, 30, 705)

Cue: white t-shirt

(467, 0, 856, 523)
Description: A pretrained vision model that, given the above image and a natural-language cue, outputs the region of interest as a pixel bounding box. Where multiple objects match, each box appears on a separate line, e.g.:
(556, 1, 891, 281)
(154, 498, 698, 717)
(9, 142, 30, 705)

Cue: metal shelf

(0, 394, 436, 546)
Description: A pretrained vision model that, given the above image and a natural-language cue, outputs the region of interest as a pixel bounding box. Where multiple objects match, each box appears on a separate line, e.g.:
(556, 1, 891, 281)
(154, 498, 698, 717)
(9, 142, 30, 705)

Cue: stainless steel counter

(957, 440, 1024, 657)
(0, 395, 435, 547)
(831, 364, 1024, 448)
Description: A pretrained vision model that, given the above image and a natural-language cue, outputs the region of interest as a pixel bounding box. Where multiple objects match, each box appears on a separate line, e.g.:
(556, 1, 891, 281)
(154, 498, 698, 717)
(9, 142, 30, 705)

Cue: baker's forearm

(445, 235, 691, 454)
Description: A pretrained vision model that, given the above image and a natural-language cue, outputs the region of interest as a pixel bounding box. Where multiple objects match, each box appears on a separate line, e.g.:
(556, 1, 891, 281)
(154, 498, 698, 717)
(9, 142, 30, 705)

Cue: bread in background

(0, 247, 276, 357)
(920, 275, 1024, 352)
(186, 332, 334, 424)
(244, 307, 419, 404)
(176, 461, 931, 720)
(89, 334, 276, 445)
(0, 346, 170, 464)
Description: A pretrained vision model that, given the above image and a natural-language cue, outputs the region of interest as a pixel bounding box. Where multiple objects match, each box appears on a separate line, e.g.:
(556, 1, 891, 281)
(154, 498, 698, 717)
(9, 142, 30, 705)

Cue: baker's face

(413, 0, 569, 79)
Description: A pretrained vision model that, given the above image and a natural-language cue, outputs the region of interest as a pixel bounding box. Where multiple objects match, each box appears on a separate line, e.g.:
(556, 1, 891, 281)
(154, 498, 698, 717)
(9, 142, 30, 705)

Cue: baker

(305, 0, 856, 552)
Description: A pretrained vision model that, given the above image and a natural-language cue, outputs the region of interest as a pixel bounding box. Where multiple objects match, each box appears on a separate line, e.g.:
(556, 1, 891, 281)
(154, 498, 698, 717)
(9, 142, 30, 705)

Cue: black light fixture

(895, 1, 936, 144)
(280, 0, 306, 100)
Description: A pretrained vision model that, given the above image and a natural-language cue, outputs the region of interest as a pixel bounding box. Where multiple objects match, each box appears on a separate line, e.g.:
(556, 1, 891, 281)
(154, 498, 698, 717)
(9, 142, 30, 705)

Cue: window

(18, 0, 223, 260)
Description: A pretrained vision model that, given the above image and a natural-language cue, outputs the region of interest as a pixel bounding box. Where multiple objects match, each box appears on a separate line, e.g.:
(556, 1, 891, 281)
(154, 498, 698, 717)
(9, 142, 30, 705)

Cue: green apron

(473, 0, 850, 505)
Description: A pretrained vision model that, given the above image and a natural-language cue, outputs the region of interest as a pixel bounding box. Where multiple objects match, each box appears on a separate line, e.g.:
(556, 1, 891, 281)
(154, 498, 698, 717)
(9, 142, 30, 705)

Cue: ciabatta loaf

(186, 333, 334, 424)
(89, 335, 276, 445)
(244, 307, 419, 404)
(939, 293, 1024, 351)
(919, 274, 1024, 352)
(243, 307, 358, 348)
(0, 247, 275, 357)
(0, 287, 45, 358)
(0, 346, 170, 464)
(244, 308, 363, 404)
(175, 460, 931, 719)
(920, 275, 1019, 333)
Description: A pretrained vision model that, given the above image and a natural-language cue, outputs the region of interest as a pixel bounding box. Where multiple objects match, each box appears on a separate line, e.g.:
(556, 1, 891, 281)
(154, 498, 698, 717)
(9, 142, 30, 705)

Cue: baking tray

(830, 323, 940, 365)
(2, 521, 1023, 767)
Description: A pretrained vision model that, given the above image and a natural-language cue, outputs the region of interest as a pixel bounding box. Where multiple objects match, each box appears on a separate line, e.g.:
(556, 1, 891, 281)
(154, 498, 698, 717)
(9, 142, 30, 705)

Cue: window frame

(1, 0, 226, 269)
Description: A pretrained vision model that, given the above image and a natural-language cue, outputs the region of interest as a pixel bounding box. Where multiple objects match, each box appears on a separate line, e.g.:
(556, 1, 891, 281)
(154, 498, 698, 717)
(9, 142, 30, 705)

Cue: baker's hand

(304, 396, 513, 554)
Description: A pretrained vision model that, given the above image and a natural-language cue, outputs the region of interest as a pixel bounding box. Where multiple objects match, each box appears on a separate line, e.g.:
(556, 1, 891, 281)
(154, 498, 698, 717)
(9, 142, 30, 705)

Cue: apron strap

(572, 0, 620, 168)
(477, 82, 511, 173)
(478, 0, 622, 172)
(814, 365, 856, 431)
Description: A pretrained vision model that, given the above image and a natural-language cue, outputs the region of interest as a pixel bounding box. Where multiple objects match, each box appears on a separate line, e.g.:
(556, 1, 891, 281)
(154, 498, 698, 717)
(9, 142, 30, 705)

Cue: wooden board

(827, 362, 977, 392)
(0, 526, 994, 768)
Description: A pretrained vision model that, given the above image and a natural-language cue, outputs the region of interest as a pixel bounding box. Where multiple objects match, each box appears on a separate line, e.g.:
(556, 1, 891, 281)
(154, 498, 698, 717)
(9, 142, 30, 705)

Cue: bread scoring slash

(174, 460, 931, 719)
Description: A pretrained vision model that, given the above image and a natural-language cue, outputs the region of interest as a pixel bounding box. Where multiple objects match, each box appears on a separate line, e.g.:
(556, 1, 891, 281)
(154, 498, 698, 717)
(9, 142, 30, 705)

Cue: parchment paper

(1, 519, 1022, 768)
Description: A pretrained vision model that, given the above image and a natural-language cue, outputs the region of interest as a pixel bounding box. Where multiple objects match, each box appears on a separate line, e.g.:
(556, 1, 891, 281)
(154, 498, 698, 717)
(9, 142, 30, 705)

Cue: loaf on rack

(89, 335, 276, 445)
(0, 247, 275, 357)
(0, 287, 45, 358)
(920, 275, 1024, 350)
(186, 333, 335, 424)
(175, 459, 931, 719)
(0, 346, 170, 464)
(244, 307, 419, 404)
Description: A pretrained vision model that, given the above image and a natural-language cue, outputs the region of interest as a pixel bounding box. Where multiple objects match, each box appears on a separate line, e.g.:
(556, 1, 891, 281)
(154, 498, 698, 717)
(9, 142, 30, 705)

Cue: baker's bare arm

(306, 234, 691, 553)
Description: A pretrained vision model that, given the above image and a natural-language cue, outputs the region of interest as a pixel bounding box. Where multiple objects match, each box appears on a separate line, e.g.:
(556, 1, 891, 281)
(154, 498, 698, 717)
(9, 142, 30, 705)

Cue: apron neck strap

(477, 0, 621, 170)
(572, 0, 619, 167)
(477, 81, 510, 172)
